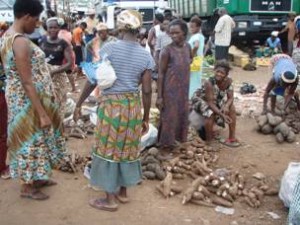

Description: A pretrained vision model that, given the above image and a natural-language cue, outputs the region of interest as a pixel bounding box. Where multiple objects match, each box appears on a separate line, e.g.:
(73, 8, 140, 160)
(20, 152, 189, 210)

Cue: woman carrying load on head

(0, 0, 65, 200)
(73, 10, 154, 211)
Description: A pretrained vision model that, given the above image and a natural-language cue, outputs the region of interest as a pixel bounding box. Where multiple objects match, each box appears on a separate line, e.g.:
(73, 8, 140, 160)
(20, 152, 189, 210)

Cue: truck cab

(219, 0, 299, 41)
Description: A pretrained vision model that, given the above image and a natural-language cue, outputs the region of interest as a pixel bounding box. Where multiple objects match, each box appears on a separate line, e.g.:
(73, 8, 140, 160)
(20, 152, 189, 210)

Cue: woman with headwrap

(73, 10, 154, 211)
(81, 23, 117, 98)
(86, 23, 117, 62)
(39, 17, 73, 120)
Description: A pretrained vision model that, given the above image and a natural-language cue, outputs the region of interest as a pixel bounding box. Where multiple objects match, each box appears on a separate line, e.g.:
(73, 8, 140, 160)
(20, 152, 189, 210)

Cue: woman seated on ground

(263, 54, 299, 114)
(191, 60, 240, 147)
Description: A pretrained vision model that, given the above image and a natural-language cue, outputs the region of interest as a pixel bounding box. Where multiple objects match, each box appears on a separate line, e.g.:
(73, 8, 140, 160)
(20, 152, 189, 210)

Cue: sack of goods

(96, 57, 117, 90)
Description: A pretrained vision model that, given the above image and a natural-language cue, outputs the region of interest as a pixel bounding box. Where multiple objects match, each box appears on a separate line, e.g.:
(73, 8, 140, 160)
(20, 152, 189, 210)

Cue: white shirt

(154, 24, 163, 38)
(214, 14, 235, 46)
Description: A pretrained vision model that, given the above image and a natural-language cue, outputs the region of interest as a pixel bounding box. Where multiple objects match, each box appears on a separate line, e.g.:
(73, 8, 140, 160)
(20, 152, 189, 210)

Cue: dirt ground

(1, 66, 299, 225)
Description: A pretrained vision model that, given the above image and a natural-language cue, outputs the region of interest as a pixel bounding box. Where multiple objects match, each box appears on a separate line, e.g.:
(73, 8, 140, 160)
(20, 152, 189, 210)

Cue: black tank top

(39, 37, 68, 66)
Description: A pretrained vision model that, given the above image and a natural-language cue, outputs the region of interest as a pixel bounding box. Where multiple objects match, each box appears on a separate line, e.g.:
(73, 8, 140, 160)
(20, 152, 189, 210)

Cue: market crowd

(0, 0, 300, 221)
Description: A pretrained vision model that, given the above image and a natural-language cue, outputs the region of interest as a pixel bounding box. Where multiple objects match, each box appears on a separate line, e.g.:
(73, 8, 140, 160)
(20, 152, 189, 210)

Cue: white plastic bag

(189, 109, 205, 130)
(140, 123, 158, 151)
(64, 98, 76, 118)
(95, 57, 117, 90)
(279, 162, 300, 208)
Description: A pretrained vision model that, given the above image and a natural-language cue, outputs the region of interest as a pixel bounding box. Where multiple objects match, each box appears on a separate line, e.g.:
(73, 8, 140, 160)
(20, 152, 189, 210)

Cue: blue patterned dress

(0, 33, 66, 183)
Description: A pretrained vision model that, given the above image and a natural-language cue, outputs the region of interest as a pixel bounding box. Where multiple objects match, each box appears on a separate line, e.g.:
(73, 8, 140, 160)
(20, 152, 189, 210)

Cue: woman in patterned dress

(191, 60, 239, 147)
(0, 0, 65, 200)
(156, 19, 192, 155)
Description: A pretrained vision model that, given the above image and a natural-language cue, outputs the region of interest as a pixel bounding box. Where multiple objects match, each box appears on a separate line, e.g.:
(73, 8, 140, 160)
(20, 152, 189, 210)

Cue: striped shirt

(214, 14, 235, 47)
(99, 40, 155, 95)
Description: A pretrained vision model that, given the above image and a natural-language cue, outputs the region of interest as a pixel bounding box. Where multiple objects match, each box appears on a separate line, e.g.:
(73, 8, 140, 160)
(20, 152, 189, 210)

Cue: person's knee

(229, 104, 236, 114)
(205, 115, 215, 127)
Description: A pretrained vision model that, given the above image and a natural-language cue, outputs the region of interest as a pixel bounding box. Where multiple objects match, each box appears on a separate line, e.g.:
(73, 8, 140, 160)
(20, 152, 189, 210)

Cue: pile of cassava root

(141, 136, 219, 181)
(58, 153, 91, 173)
(286, 112, 300, 134)
(143, 135, 279, 208)
(256, 113, 296, 143)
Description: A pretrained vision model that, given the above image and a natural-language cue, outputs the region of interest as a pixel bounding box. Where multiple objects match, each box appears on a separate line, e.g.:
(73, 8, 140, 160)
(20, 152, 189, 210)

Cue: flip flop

(89, 198, 118, 212)
(34, 180, 57, 188)
(115, 195, 130, 204)
(212, 131, 223, 140)
(71, 89, 81, 93)
(20, 189, 49, 200)
(1, 168, 10, 180)
(220, 138, 241, 148)
(213, 134, 223, 141)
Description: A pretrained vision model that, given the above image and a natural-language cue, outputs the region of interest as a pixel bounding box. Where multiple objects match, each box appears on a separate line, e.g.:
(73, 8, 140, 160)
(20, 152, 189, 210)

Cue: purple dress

(158, 43, 191, 147)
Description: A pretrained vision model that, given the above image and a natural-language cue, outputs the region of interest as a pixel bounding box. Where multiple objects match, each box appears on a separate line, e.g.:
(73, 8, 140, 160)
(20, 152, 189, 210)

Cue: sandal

(20, 189, 49, 200)
(213, 131, 223, 141)
(89, 198, 118, 212)
(115, 194, 130, 204)
(71, 89, 81, 93)
(157, 146, 176, 160)
(34, 180, 57, 188)
(220, 138, 241, 148)
(1, 167, 10, 180)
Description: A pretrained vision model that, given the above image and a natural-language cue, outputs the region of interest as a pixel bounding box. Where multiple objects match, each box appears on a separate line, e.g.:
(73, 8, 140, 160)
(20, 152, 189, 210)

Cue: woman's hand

(93, 55, 100, 62)
(142, 120, 149, 135)
(50, 70, 57, 77)
(73, 107, 81, 122)
(156, 97, 163, 111)
(222, 113, 232, 124)
(221, 105, 230, 115)
(39, 114, 52, 129)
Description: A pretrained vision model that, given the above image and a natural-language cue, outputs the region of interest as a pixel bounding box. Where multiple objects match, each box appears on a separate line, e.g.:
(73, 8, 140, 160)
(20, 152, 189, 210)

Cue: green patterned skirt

(90, 93, 143, 193)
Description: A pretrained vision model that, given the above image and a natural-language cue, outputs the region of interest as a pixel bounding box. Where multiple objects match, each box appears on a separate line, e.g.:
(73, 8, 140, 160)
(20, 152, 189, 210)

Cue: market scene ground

(0, 66, 297, 225)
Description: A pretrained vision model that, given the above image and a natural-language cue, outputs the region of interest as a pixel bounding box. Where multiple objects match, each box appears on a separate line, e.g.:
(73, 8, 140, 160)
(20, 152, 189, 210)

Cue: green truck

(169, 0, 300, 41)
